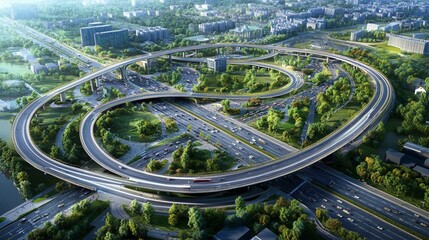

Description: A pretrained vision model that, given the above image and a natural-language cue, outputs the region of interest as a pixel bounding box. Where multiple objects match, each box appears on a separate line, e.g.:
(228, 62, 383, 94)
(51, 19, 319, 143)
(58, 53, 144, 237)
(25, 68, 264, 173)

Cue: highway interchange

(12, 42, 395, 194)
(5, 18, 429, 239)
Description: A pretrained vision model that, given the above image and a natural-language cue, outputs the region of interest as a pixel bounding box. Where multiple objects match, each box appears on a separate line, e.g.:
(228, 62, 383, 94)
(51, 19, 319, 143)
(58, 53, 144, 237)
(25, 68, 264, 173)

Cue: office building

(131, 0, 143, 7)
(80, 25, 112, 46)
(10, 3, 38, 19)
(306, 18, 326, 30)
(350, 30, 365, 41)
(136, 27, 169, 42)
(207, 56, 227, 73)
(366, 23, 380, 31)
(230, 25, 263, 40)
(94, 29, 129, 49)
(387, 34, 429, 55)
(199, 20, 235, 34)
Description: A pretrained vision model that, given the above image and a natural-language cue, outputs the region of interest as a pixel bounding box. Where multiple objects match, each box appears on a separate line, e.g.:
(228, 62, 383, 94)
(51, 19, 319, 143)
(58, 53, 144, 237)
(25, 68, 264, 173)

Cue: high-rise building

(350, 30, 365, 41)
(207, 56, 227, 73)
(10, 3, 38, 19)
(131, 0, 143, 7)
(80, 25, 113, 46)
(136, 27, 169, 42)
(94, 29, 129, 49)
(387, 34, 429, 55)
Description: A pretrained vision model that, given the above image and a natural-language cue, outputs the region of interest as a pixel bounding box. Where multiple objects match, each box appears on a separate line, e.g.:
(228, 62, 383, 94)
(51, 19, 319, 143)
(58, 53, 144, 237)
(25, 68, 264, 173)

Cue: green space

(193, 65, 290, 94)
(104, 108, 161, 142)
(18, 208, 37, 220)
(293, 41, 312, 49)
(28, 200, 109, 240)
(32, 189, 57, 203)
(0, 217, 5, 223)
(373, 43, 401, 54)
(0, 62, 31, 75)
(250, 98, 310, 148)
(315, 206, 364, 239)
(168, 140, 237, 175)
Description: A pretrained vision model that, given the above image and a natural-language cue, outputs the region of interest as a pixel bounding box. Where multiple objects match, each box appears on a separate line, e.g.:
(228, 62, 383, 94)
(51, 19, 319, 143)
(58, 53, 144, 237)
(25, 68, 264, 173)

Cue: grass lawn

(373, 43, 401, 54)
(0, 217, 5, 223)
(204, 70, 284, 93)
(249, 120, 301, 148)
(324, 98, 362, 128)
(293, 41, 312, 49)
(109, 111, 161, 142)
(359, 117, 401, 156)
(36, 106, 72, 127)
(32, 189, 58, 203)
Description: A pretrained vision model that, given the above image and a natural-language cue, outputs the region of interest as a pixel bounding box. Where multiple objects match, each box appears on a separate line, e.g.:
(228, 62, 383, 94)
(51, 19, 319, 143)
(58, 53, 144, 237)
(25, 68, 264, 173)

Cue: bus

(192, 178, 211, 183)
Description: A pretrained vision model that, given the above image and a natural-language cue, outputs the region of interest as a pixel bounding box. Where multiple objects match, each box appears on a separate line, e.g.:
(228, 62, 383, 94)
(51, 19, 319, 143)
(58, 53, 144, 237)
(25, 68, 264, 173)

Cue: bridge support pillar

(168, 54, 172, 64)
(182, 52, 186, 58)
(60, 92, 66, 103)
(326, 57, 329, 63)
(195, 49, 198, 57)
(119, 66, 128, 81)
(95, 77, 100, 87)
(90, 79, 96, 92)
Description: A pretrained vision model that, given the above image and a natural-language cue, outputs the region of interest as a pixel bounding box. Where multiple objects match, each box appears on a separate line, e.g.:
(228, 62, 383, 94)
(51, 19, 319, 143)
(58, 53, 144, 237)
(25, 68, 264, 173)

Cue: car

(353, 195, 360, 199)
(20, 218, 26, 223)
(347, 217, 354, 223)
(57, 203, 64, 208)
(337, 199, 343, 204)
(377, 226, 383, 231)
(415, 213, 420, 218)
(42, 213, 49, 217)
(323, 198, 328, 202)
(336, 214, 343, 218)
(321, 205, 326, 209)
(336, 206, 342, 210)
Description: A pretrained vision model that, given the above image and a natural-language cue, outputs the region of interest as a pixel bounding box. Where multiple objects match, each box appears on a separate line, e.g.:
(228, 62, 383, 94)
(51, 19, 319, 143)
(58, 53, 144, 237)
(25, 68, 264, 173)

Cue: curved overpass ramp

(12, 44, 394, 195)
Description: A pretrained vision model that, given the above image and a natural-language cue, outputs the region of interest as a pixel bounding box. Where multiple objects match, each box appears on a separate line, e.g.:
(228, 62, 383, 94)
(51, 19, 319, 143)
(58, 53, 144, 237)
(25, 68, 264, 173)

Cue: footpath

(0, 186, 57, 229)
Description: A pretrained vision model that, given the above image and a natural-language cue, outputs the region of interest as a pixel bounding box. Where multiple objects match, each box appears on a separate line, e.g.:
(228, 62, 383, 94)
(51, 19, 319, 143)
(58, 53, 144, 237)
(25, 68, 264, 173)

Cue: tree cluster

(316, 77, 351, 120)
(228, 196, 317, 240)
(96, 213, 146, 240)
(168, 140, 232, 174)
(28, 200, 109, 240)
(256, 108, 285, 133)
(356, 155, 429, 203)
(315, 208, 364, 240)
(164, 117, 178, 132)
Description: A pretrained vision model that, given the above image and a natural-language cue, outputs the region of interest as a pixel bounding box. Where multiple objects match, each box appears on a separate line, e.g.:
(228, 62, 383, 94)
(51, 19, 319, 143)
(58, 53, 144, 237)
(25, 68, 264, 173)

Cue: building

(199, 20, 235, 34)
(366, 23, 380, 31)
(413, 33, 428, 39)
(10, 3, 38, 19)
(403, 142, 429, 159)
(413, 165, 429, 177)
(324, 7, 343, 17)
(89, 22, 103, 27)
(94, 29, 129, 49)
(380, 22, 400, 32)
(131, 0, 143, 7)
(230, 25, 263, 40)
(207, 56, 227, 73)
(385, 149, 406, 165)
(45, 63, 58, 72)
(307, 18, 326, 30)
(214, 226, 252, 240)
(30, 63, 48, 74)
(136, 27, 169, 42)
(350, 30, 366, 41)
(387, 34, 429, 55)
(80, 25, 113, 46)
(251, 228, 278, 240)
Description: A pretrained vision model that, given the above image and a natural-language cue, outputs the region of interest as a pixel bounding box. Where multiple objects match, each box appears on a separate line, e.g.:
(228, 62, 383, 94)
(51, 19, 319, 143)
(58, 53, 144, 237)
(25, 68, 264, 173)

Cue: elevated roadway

(12, 44, 394, 195)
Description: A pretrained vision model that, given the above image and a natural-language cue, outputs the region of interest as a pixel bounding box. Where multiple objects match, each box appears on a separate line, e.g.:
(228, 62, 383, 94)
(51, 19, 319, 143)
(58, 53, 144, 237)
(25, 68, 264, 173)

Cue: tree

(315, 208, 328, 222)
(118, 219, 130, 238)
(142, 202, 154, 224)
(129, 199, 142, 215)
(325, 218, 342, 232)
(128, 219, 140, 237)
(235, 196, 245, 213)
(188, 207, 204, 230)
(221, 99, 231, 113)
(49, 146, 61, 159)
(20, 180, 31, 198)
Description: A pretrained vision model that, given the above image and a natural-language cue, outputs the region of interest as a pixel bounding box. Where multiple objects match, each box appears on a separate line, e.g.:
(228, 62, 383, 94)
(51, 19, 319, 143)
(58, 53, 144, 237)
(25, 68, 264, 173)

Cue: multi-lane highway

(12, 43, 395, 196)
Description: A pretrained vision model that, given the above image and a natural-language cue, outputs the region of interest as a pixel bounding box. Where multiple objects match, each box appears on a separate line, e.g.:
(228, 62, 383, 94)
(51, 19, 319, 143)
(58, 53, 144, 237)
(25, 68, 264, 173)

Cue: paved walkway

(0, 186, 56, 229)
